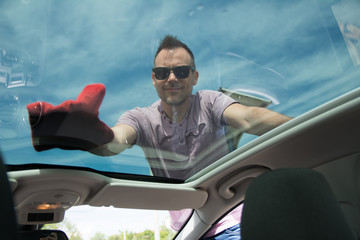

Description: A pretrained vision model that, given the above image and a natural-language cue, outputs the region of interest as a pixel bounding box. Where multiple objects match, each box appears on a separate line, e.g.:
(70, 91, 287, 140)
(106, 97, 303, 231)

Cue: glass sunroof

(1, 0, 359, 180)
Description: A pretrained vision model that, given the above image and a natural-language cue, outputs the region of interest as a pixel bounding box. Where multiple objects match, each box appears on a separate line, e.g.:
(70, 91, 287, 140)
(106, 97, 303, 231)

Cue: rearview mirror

(19, 230, 68, 240)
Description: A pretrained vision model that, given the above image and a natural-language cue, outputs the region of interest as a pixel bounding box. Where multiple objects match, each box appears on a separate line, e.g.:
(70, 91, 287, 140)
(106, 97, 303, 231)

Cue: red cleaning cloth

(26, 84, 114, 151)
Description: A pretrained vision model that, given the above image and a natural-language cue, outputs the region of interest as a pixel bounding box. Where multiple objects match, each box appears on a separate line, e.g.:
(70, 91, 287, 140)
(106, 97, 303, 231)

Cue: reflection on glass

(0, 95, 19, 126)
(0, 1, 358, 180)
(332, 1, 360, 66)
(0, 48, 41, 88)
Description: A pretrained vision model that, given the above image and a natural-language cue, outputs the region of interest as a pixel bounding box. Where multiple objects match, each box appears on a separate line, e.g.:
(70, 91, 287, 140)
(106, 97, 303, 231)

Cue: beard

(158, 87, 192, 106)
(163, 95, 188, 106)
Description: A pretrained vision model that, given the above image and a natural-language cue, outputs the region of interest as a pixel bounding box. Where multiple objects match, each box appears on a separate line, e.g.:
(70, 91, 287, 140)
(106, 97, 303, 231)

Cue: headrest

(241, 168, 355, 240)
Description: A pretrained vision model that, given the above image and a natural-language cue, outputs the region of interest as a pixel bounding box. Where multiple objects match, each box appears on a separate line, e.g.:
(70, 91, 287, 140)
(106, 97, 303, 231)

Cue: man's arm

(90, 124, 137, 156)
(223, 103, 292, 136)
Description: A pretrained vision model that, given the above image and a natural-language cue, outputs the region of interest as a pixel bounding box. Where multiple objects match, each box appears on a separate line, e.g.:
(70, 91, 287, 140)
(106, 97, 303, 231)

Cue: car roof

(7, 87, 360, 238)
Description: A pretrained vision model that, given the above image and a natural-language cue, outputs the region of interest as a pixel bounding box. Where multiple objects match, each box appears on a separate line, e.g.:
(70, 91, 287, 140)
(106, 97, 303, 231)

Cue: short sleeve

(197, 90, 237, 126)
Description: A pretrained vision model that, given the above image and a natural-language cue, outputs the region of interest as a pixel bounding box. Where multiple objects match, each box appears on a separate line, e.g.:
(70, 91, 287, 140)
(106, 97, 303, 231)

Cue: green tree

(64, 220, 83, 240)
(160, 225, 176, 240)
(107, 225, 176, 240)
(108, 234, 123, 240)
(136, 229, 154, 239)
(91, 232, 107, 240)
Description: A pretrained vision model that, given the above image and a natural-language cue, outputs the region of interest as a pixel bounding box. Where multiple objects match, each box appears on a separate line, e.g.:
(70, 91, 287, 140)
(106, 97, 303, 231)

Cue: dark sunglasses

(152, 66, 195, 80)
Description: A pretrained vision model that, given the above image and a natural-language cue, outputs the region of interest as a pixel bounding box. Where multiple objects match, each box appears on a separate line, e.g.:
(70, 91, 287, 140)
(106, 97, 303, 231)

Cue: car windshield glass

(1, 0, 360, 181)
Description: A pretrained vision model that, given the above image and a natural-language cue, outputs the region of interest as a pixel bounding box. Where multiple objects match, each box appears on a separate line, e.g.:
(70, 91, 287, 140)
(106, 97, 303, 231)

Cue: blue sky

(1, 0, 360, 173)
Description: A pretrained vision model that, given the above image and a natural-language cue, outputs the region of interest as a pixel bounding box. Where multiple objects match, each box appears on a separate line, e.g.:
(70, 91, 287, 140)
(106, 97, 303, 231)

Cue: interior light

(34, 203, 62, 210)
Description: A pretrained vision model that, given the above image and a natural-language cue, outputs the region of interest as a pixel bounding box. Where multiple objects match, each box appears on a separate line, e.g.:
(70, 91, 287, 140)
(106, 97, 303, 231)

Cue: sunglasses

(152, 66, 195, 80)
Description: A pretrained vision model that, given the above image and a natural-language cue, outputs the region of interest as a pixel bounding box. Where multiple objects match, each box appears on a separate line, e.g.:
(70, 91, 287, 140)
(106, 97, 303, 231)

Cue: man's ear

(193, 70, 199, 86)
(152, 72, 156, 87)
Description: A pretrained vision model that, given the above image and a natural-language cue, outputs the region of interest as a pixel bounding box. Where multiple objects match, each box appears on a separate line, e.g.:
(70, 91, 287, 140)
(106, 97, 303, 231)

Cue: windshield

(1, 0, 359, 181)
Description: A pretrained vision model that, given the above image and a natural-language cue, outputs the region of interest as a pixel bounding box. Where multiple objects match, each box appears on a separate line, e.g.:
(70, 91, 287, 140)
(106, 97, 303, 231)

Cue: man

(27, 35, 291, 239)
(93, 35, 290, 174)
(95, 35, 290, 239)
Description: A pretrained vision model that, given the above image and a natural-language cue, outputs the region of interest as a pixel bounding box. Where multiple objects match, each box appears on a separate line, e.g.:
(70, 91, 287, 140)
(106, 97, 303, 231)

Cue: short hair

(154, 35, 196, 68)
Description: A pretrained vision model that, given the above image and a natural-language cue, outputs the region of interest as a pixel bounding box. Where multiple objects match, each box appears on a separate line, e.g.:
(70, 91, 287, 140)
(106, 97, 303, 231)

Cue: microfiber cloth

(27, 84, 114, 151)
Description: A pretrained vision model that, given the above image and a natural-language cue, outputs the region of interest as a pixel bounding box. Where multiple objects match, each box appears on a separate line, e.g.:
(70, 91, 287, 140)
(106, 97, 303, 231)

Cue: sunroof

(1, 0, 359, 180)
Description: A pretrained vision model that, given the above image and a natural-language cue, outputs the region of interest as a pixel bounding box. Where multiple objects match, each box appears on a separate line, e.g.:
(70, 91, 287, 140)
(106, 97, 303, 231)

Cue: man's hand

(27, 84, 114, 152)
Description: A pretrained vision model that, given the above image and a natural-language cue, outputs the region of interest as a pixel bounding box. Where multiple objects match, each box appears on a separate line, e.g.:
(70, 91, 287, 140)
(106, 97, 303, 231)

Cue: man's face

(152, 48, 198, 106)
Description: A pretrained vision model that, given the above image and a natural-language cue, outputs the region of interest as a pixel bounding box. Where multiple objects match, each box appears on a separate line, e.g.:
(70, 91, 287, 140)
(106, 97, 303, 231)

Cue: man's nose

(167, 71, 178, 81)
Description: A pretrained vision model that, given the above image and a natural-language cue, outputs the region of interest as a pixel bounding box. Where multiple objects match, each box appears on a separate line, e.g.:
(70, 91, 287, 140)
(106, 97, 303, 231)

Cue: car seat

(0, 151, 19, 240)
(241, 168, 355, 240)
